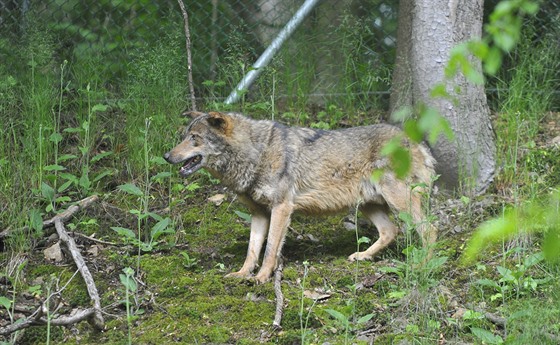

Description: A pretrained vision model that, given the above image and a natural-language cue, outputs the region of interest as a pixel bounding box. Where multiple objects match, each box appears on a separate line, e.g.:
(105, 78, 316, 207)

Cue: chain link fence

(0, 0, 558, 108)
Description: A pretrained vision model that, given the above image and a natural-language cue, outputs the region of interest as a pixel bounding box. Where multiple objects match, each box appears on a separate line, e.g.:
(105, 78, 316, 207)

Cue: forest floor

(1, 112, 559, 345)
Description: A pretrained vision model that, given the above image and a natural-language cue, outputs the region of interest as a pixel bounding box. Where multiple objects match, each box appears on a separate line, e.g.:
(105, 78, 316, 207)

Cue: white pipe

(224, 0, 322, 105)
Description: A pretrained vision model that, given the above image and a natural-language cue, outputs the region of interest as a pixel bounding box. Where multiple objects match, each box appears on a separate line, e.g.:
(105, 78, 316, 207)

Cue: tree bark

(391, 0, 496, 195)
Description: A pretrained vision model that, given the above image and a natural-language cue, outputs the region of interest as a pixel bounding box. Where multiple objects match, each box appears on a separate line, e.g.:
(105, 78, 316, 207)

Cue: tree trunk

(391, 0, 496, 195)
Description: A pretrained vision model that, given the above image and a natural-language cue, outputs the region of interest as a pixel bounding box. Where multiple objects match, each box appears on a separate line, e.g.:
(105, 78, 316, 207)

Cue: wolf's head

(164, 111, 233, 178)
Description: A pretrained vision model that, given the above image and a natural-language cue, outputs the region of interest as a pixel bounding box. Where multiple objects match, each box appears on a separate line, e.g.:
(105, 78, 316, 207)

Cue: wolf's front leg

(254, 201, 293, 284)
(225, 211, 270, 279)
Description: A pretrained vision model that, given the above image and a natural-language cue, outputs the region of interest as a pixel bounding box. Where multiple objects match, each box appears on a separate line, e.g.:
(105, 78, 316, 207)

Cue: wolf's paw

(224, 270, 252, 280)
(252, 273, 271, 285)
(348, 251, 372, 262)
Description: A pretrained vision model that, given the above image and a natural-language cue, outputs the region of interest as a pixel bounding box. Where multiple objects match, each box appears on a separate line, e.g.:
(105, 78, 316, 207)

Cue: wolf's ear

(207, 112, 233, 135)
(181, 110, 205, 119)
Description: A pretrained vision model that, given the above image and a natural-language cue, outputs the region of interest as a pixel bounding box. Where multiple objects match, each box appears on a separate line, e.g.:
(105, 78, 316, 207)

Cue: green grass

(492, 24, 560, 197)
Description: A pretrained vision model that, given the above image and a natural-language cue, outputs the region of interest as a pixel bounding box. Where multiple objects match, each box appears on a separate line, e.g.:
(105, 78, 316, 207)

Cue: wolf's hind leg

(225, 209, 270, 280)
(348, 203, 399, 261)
(378, 176, 437, 260)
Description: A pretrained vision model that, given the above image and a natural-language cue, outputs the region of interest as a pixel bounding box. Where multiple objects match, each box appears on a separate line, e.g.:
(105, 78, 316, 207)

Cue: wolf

(164, 111, 437, 284)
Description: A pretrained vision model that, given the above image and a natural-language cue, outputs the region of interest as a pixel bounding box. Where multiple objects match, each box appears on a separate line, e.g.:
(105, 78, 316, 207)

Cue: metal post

(224, 0, 322, 105)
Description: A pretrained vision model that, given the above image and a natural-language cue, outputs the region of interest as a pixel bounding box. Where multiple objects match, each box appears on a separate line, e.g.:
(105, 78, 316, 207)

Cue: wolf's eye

(190, 134, 200, 146)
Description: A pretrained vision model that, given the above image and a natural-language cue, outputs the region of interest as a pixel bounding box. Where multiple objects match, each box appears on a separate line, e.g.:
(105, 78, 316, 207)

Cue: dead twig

(177, 0, 197, 111)
(54, 218, 104, 330)
(272, 257, 284, 330)
(1, 269, 90, 336)
(70, 232, 116, 246)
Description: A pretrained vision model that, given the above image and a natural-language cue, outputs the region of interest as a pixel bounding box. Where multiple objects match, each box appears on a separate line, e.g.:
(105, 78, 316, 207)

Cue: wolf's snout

(163, 152, 172, 163)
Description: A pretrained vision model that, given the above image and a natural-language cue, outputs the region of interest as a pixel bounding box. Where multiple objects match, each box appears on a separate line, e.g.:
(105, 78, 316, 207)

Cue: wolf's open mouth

(179, 155, 203, 177)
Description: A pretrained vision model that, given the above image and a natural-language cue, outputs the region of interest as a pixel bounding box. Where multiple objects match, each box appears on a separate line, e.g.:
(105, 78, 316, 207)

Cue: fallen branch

(177, 0, 197, 111)
(272, 257, 284, 330)
(0, 195, 99, 240)
(54, 218, 104, 330)
(44, 195, 99, 228)
(1, 195, 107, 336)
(0, 307, 96, 336)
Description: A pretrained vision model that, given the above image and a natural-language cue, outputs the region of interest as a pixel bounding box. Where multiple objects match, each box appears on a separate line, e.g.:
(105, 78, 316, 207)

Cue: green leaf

(43, 164, 65, 172)
(476, 278, 500, 290)
(462, 212, 518, 263)
(93, 169, 114, 183)
(464, 67, 485, 85)
(391, 146, 411, 179)
(58, 154, 78, 162)
(150, 172, 172, 181)
(29, 209, 43, 232)
(521, 1, 539, 14)
(425, 256, 448, 270)
(111, 227, 136, 239)
(150, 218, 172, 240)
(388, 290, 407, 299)
(324, 309, 349, 327)
(463, 309, 484, 320)
(380, 137, 412, 179)
(90, 151, 113, 163)
(234, 210, 252, 222)
(41, 182, 55, 201)
(357, 236, 371, 245)
(446, 44, 468, 78)
(357, 313, 374, 324)
(58, 179, 75, 192)
(497, 266, 514, 281)
(59, 172, 79, 183)
(430, 83, 449, 99)
(523, 252, 544, 268)
(49, 132, 63, 144)
(78, 146, 88, 155)
(471, 327, 504, 344)
(484, 46, 502, 75)
(0, 296, 12, 310)
(119, 272, 137, 292)
(55, 196, 71, 204)
(150, 156, 168, 166)
(91, 104, 108, 113)
(118, 183, 144, 196)
(403, 120, 423, 143)
(398, 211, 413, 225)
(417, 106, 454, 145)
(63, 127, 83, 133)
(123, 267, 134, 276)
(467, 40, 489, 60)
(370, 169, 384, 183)
(380, 137, 401, 156)
(147, 212, 163, 222)
(79, 170, 91, 190)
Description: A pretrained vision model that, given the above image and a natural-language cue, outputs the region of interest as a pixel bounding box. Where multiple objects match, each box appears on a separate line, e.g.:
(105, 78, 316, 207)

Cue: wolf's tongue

(179, 155, 201, 177)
